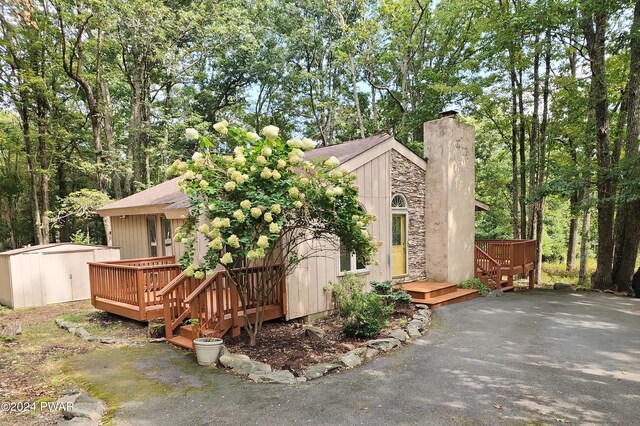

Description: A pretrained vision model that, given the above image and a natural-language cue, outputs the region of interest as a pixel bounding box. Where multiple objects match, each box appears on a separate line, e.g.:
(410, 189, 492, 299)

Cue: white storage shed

(0, 243, 121, 308)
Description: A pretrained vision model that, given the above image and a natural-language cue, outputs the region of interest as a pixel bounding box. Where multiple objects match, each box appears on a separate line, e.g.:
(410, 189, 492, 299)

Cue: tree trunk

(567, 193, 579, 271)
(578, 207, 592, 286)
(611, 0, 640, 293)
(101, 81, 122, 200)
(510, 65, 520, 239)
(583, 10, 615, 290)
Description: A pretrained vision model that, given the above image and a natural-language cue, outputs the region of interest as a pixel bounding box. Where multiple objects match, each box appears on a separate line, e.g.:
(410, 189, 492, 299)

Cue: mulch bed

(224, 304, 416, 377)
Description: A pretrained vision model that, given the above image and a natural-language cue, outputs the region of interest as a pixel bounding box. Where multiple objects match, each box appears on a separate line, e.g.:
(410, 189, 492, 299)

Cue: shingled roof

(305, 134, 392, 163)
(97, 177, 187, 215)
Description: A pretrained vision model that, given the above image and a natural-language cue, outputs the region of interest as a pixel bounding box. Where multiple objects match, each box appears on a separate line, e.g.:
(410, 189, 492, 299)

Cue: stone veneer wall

(390, 150, 426, 281)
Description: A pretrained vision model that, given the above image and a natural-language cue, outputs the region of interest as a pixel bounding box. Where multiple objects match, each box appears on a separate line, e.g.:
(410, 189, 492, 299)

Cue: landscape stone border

(55, 318, 165, 346)
(216, 305, 433, 384)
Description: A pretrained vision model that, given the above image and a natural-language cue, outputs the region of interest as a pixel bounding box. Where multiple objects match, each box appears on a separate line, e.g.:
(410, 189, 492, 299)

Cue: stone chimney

(423, 114, 475, 283)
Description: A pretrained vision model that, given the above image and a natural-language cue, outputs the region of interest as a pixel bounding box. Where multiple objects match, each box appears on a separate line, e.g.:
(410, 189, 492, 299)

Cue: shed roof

(0, 243, 115, 256)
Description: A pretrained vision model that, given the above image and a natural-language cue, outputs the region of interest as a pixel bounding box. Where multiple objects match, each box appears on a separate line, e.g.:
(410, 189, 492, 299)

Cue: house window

(147, 217, 157, 257)
(339, 244, 367, 274)
(391, 194, 406, 209)
(162, 218, 172, 256)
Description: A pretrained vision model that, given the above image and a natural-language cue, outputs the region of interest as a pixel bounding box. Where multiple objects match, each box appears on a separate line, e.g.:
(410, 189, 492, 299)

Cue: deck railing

(474, 240, 537, 289)
(89, 256, 181, 320)
(162, 264, 286, 340)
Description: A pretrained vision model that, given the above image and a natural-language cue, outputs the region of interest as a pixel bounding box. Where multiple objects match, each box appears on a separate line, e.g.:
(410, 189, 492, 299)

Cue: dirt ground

(224, 305, 416, 376)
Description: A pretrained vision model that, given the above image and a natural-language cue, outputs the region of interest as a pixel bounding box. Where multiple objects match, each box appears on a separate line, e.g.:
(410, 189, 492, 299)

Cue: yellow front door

(392, 214, 407, 277)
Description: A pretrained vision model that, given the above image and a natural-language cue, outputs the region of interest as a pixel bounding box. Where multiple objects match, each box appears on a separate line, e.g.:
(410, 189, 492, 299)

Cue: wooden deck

(88, 256, 181, 321)
(89, 257, 286, 349)
(475, 239, 536, 291)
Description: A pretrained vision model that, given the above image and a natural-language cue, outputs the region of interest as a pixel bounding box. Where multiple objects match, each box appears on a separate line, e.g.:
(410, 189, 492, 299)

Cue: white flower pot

(193, 338, 224, 366)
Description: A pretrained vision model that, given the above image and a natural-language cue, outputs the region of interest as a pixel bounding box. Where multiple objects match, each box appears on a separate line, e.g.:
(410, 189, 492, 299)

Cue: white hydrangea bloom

(261, 146, 272, 157)
(262, 125, 279, 140)
(251, 207, 262, 218)
(185, 128, 200, 140)
(264, 212, 273, 222)
(286, 138, 302, 148)
(228, 234, 240, 248)
(293, 200, 303, 208)
(192, 151, 203, 161)
(324, 156, 340, 170)
(256, 155, 267, 165)
(277, 159, 287, 169)
(220, 253, 233, 264)
(288, 187, 300, 198)
(260, 167, 272, 179)
(213, 120, 229, 134)
(269, 222, 280, 233)
(271, 204, 282, 214)
(224, 181, 236, 191)
(233, 210, 245, 223)
(272, 170, 281, 180)
(240, 200, 252, 209)
(246, 132, 260, 142)
(257, 235, 269, 248)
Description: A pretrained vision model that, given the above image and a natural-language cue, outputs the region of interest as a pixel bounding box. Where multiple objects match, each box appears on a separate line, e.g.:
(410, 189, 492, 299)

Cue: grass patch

(541, 259, 596, 287)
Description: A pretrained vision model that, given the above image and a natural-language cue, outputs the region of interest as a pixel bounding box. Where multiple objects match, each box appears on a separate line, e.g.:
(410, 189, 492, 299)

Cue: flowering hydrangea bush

(168, 122, 377, 343)
(169, 123, 376, 275)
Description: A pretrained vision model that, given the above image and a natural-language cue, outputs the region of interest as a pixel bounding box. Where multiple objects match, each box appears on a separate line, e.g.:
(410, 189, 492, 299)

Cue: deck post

(136, 269, 146, 321)
(528, 269, 535, 289)
(280, 268, 287, 317)
(230, 278, 240, 338)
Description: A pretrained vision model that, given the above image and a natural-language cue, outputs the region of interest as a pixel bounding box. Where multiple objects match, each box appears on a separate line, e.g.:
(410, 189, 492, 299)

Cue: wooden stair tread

(402, 281, 457, 292)
(410, 288, 480, 308)
(167, 335, 194, 350)
(499, 286, 514, 292)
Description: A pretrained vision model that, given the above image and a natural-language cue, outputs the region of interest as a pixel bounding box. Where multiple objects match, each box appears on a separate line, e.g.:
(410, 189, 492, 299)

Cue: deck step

(167, 335, 194, 350)
(414, 288, 480, 308)
(402, 281, 458, 299)
(498, 285, 514, 292)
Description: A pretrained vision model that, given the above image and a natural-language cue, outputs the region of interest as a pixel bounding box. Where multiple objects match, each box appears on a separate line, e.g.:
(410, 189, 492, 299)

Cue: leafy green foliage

(370, 280, 412, 306)
(459, 278, 490, 296)
(328, 274, 393, 338)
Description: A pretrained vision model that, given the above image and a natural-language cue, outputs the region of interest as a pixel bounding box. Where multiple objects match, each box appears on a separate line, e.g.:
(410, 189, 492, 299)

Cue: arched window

(391, 194, 407, 209)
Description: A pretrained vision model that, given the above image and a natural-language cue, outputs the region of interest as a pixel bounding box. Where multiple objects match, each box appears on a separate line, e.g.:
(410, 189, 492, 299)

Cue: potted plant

(187, 319, 224, 366)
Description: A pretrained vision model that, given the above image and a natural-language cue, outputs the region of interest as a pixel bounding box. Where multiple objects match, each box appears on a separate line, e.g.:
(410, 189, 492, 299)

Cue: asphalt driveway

(83, 291, 640, 425)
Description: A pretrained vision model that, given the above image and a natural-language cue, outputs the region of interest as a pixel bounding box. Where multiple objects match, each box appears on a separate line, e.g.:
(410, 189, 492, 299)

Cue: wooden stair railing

(161, 271, 213, 340)
(474, 245, 504, 290)
(183, 271, 238, 339)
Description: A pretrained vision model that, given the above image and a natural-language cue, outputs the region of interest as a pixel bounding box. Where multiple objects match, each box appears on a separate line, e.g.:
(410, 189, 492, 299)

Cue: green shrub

(459, 278, 491, 296)
(370, 280, 412, 306)
(328, 274, 393, 338)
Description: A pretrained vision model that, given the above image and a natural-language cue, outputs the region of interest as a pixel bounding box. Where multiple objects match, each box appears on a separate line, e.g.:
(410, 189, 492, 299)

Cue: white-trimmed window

(339, 244, 367, 274)
(339, 204, 369, 274)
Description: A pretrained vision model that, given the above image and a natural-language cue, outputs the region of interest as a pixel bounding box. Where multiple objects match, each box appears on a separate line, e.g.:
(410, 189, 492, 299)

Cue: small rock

(408, 319, 425, 331)
(58, 389, 106, 422)
(554, 283, 575, 292)
(147, 338, 166, 343)
(487, 289, 504, 297)
(303, 363, 341, 380)
(415, 304, 428, 310)
(64, 417, 99, 425)
(233, 360, 272, 376)
(295, 376, 308, 384)
(388, 329, 409, 343)
(406, 326, 421, 338)
(248, 370, 296, 384)
(339, 348, 366, 368)
(412, 314, 426, 321)
(219, 353, 251, 369)
(367, 338, 401, 352)
(74, 327, 91, 340)
(364, 348, 379, 360)
(219, 345, 229, 357)
(417, 308, 431, 318)
(0, 321, 21, 337)
(55, 318, 70, 329)
(303, 325, 325, 340)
